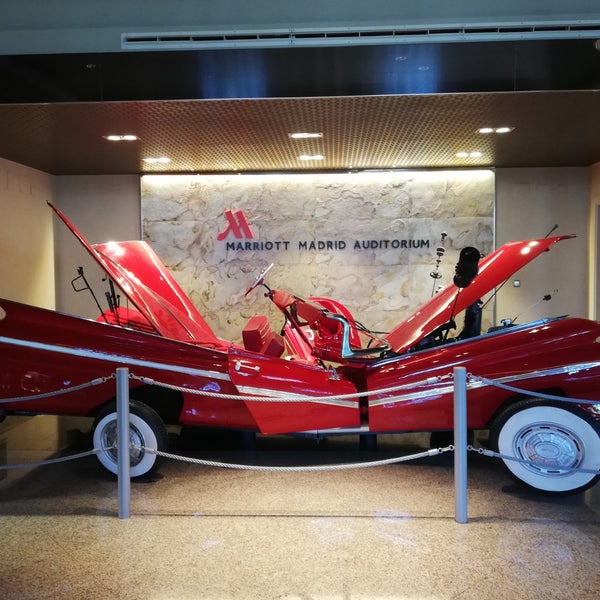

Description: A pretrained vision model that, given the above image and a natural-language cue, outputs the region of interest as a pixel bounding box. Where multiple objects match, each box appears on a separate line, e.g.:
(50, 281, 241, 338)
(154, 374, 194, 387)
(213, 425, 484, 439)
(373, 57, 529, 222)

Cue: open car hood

(384, 235, 575, 355)
(50, 203, 228, 349)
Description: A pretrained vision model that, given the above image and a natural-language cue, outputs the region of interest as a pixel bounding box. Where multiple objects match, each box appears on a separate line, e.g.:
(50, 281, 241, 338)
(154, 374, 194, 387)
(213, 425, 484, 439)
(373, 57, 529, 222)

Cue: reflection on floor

(1, 429, 600, 600)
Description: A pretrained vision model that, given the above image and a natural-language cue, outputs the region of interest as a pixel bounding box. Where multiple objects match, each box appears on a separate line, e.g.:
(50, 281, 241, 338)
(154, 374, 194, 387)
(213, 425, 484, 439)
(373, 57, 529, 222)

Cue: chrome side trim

(369, 362, 600, 407)
(369, 383, 454, 407)
(236, 385, 359, 408)
(0, 335, 231, 382)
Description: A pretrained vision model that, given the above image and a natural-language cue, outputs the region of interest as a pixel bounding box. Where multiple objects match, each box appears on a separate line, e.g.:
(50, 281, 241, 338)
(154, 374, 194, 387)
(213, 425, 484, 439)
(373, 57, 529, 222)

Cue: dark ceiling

(0, 38, 599, 175)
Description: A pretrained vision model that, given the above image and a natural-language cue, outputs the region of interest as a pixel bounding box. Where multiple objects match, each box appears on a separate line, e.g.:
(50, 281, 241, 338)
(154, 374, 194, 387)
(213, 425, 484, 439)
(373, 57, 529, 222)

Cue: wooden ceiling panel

(0, 91, 598, 175)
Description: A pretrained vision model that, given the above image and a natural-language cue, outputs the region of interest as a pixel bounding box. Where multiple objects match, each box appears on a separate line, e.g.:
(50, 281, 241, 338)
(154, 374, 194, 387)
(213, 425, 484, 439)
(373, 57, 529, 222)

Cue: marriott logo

(217, 209, 254, 240)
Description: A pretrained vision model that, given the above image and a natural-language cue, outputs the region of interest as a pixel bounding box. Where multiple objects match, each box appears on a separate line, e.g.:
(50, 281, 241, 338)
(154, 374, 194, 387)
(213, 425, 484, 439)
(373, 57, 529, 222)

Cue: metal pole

(453, 366, 468, 524)
(116, 367, 131, 519)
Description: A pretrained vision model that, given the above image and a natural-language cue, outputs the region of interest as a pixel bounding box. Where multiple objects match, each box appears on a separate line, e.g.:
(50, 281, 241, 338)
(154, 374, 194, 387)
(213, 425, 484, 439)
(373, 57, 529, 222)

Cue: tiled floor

(1, 430, 600, 600)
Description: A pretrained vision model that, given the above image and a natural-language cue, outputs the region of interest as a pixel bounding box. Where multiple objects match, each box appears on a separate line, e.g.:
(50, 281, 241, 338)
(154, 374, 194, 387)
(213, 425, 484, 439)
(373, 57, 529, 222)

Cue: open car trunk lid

(384, 235, 574, 355)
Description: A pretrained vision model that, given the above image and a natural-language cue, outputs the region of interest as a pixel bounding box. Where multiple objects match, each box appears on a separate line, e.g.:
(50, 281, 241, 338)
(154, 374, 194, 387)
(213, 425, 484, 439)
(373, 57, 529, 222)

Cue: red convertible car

(1, 204, 600, 495)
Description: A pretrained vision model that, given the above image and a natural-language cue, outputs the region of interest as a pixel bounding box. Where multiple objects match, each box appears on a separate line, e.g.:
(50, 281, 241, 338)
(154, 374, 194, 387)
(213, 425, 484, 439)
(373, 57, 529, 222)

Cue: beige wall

(141, 170, 495, 341)
(0, 168, 140, 314)
(0, 157, 55, 309)
(495, 167, 589, 324)
(0, 160, 61, 484)
(0, 415, 89, 491)
(54, 175, 141, 319)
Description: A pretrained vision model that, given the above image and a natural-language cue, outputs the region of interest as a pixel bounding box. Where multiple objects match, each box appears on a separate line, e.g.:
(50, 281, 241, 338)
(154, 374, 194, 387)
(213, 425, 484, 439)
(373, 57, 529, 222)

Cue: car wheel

(92, 400, 168, 477)
(490, 399, 600, 495)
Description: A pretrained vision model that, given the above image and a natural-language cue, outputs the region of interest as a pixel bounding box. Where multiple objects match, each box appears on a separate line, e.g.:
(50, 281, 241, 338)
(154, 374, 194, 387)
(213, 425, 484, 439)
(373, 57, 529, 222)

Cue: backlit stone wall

(141, 170, 494, 342)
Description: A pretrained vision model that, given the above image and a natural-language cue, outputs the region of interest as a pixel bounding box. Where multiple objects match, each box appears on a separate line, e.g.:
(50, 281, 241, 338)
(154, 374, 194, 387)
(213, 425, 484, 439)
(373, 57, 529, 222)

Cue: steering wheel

(244, 263, 274, 296)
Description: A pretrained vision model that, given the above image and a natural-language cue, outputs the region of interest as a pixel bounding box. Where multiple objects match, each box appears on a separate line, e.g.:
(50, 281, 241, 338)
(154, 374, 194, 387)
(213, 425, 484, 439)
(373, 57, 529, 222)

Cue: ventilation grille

(122, 22, 600, 50)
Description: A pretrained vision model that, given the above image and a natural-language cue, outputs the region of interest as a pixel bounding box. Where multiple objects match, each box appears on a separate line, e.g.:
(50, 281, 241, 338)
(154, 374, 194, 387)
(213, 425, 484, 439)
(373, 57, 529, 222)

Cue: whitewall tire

(491, 400, 600, 495)
(92, 400, 168, 478)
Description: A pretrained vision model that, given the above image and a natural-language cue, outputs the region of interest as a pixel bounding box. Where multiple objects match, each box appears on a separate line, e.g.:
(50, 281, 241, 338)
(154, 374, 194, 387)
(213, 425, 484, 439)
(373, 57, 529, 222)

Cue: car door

(228, 345, 361, 434)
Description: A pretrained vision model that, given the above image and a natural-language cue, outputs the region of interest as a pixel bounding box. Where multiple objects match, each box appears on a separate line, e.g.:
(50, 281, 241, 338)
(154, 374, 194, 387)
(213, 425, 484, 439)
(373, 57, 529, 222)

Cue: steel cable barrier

(1, 365, 599, 521)
(0, 375, 115, 469)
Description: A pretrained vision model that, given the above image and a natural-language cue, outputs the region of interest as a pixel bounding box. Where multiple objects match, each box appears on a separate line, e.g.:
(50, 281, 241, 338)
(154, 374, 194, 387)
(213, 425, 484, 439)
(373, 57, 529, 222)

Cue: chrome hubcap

(514, 423, 583, 475)
(100, 420, 145, 466)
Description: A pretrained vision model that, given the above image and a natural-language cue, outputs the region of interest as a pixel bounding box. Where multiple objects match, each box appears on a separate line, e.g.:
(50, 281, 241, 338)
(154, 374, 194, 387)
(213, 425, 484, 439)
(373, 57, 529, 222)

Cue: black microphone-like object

(453, 247, 481, 288)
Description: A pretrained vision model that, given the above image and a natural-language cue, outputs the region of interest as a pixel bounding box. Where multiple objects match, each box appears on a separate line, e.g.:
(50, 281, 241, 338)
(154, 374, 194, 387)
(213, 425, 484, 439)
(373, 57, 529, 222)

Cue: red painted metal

(228, 346, 360, 434)
(384, 236, 575, 354)
(50, 203, 226, 348)
(367, 317, 600, 432)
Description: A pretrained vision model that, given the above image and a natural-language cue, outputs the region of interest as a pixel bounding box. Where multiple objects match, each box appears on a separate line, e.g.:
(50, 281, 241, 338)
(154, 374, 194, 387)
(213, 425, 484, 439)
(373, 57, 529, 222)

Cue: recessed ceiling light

(456, 151, 483, 159)
(289, 132, 323, 139)
(478, 126, 514, 134)
(143, 157, 171, 164)
(103, 134, 139, 141)
(299, 154, 325, 161)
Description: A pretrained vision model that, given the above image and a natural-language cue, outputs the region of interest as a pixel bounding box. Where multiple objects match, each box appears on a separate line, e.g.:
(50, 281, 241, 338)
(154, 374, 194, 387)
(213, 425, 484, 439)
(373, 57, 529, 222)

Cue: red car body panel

(368, 317, 600, 432)
(384, 236, 575, 354)
(228, 346, 360, 434)
(0, 299, 252, 426)
(51, 204, 226, 348)
(1, 204, 600, 443)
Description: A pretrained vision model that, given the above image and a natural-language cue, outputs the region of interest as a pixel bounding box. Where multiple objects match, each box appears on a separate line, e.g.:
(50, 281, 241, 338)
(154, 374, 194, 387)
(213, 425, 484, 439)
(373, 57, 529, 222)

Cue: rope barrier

(0, 333, 597, 523)
(128, 372, 453, 404)
(0, 448, 106, 471)
(0, 375, 114, 404)
(0, 370, 452, 406)
(137, 444, 453, 472)
(2, 441, 596, 477)
(468, 373, 600, 406)
(467, 445, 600, 475)
(1, 369, 595, 410)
